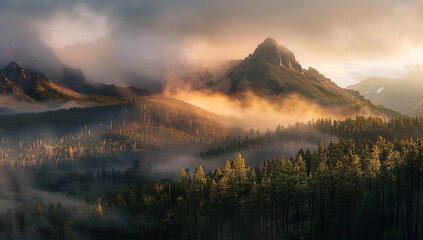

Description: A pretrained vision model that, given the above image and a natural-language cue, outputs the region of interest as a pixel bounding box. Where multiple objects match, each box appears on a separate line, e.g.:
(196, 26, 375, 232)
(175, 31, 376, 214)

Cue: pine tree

(180, 168, 188, 187)
(231, 153, 248, 193)
(193, 165, 207, 192)
(35, 201, 43, 216)
(318, 141, 325, 162)
(352, 193, 380, 240)
(96, 199, 103, 218)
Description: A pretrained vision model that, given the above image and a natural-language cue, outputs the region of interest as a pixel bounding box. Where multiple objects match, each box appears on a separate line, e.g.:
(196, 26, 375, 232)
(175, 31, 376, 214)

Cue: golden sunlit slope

(0, 95, 229, 166)
(0, 62, 83, 102)
(0, 62, 152, 113)
(173, 38, 400, 119)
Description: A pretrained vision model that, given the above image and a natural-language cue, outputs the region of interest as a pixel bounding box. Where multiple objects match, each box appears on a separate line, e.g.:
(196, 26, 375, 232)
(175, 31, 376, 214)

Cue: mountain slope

(347, 69, 423, 116)
(0, 62, 84, 103)
(0, 96, 229, 151)
(0, 62, 153, 114)
(207, 38, 399, 118)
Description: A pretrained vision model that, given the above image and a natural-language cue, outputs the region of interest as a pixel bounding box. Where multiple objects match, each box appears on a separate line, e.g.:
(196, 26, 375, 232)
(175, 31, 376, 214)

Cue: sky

(1, 0, 423, 88)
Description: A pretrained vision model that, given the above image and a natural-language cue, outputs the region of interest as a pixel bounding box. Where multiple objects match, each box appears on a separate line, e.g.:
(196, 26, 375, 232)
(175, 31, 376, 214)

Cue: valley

(1, 1, 423, 238)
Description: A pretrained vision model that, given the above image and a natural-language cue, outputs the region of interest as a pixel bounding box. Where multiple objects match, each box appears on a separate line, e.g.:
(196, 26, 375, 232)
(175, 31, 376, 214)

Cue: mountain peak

(0, 61, 33, 86)
(261, 37, 279, 47)
(1, 62, 30, 77)
(3, 61, 22, 71)
(252, 37, 302, 72)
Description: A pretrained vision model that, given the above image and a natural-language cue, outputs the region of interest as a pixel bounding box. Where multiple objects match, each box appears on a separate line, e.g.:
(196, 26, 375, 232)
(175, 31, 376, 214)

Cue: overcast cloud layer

(1, 0, 423, 87)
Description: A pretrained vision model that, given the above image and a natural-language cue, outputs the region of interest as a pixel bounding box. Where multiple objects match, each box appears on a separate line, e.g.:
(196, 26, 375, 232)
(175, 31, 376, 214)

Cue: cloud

(164, 87, 350, 131)
(85, 0, 423, 61)
(37, 4, 108, 48)
(3, 0, 423, 87)
(0, 14, 62, 72)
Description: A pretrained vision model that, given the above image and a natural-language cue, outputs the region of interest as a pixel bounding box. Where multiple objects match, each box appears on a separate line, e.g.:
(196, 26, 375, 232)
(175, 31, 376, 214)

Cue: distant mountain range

(0, 62, 151, 114)
(347, 69, 423, 116)
(187, 38, 399, 118)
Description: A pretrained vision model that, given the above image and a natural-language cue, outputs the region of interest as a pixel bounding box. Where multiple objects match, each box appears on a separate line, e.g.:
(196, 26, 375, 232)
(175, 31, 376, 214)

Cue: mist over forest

(2, 0, 423, 239)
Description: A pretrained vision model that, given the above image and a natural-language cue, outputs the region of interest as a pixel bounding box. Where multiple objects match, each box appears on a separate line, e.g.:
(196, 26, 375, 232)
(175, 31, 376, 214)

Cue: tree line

(202, 116, 423, 158)
(142, 137, 422, 239)
(1, 136, 420, 239)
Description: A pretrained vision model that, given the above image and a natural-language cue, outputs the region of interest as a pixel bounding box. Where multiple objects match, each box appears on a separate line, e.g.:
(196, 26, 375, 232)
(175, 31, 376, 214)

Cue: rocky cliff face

(251, 37, 302, 72)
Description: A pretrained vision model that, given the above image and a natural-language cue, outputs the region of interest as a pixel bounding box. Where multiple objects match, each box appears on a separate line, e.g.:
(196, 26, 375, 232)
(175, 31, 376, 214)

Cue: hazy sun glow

(165, 88, 351, 131)
(3, 0, 423, 87)
(36, 4, 108, 48)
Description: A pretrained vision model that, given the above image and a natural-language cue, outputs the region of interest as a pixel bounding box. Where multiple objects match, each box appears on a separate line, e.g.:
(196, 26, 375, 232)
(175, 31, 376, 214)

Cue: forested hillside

(0, 78, 421, 240)
(3, 0, 422, 239)
(201, 116, 423, 160)
(142, 137, 422, 240)
(0, 96, 228, 168)
(0, 114, 422, 239)
(0, 135, 422, 239)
